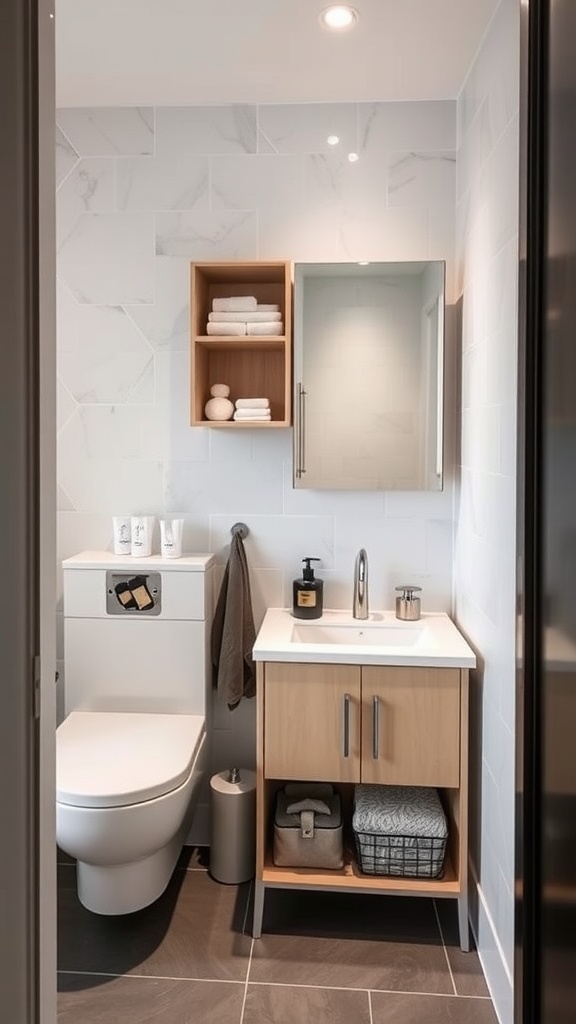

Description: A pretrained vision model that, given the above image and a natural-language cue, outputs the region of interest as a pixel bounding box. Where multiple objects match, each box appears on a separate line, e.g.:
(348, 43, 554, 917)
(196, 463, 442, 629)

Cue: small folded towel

(208, 311, 282, 323)
(257, 303, 280, 312)
(206, 322, 246, 336)
(235, 398, 270, 409)
(211, 532, 256, 710)
(233, 410, 271, 421)
(212, 296, 257, 312)
(247, 322, 283, 336)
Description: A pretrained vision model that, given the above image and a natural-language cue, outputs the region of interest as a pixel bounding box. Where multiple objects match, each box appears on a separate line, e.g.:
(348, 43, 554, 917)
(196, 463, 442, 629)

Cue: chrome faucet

(353, 548, 369, 619)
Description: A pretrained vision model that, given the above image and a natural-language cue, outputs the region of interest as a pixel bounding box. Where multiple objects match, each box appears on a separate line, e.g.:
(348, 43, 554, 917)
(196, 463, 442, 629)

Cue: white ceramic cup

(131, 515, 154, 557)
(160, 518, 184, 558)
(112, 515, 131, 555)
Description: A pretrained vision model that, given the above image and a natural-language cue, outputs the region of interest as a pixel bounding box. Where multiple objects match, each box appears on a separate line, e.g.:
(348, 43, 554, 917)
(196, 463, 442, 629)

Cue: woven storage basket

(352, 784, 448, 878)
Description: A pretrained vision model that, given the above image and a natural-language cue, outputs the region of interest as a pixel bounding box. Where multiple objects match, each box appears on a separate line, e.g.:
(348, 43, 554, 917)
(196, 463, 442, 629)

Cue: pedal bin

(209, 767, 256, 884)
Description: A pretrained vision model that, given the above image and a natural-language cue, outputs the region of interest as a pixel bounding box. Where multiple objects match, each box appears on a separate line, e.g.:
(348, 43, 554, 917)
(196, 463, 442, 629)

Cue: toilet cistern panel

(62, 551, 214, 716)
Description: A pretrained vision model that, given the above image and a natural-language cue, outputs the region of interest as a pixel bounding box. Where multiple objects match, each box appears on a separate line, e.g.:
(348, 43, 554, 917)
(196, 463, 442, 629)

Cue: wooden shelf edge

(191, 420, 291, 428)
(261, 849, 460, 896)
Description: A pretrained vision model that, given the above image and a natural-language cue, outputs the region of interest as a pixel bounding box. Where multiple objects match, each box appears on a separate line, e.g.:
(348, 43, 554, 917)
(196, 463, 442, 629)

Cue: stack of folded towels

(233, 398, 271, 422)
(206, 296, 283, 336)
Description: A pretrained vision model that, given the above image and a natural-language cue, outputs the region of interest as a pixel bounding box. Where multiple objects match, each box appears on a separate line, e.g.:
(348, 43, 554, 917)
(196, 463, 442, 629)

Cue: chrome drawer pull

(343, 693, 351, 758)
(372, 695, 380, 759)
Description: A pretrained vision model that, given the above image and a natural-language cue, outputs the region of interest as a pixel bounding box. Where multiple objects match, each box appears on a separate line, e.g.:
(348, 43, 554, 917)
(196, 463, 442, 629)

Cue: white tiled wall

(55, 100, 458, 818)
(454, 2, 519, 1022)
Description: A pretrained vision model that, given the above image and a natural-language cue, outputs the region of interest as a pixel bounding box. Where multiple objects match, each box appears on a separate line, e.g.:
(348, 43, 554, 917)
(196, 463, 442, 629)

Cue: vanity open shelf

(190, 260, 292, 427)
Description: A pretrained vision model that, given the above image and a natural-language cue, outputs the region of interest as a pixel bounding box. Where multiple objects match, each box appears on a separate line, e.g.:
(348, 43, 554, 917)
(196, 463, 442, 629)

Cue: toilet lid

(56, 711, 205, 809)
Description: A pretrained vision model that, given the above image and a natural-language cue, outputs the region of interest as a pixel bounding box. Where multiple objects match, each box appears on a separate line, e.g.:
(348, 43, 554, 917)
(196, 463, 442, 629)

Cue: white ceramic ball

(210, 383, 230, 398)
(205, 396, 234, 421)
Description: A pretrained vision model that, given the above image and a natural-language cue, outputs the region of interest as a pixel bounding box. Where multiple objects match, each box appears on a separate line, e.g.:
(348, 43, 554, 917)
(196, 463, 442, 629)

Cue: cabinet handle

(372, 695, 380, 759)
(343, 693, 351, 758)
(295, 382, 307, 477)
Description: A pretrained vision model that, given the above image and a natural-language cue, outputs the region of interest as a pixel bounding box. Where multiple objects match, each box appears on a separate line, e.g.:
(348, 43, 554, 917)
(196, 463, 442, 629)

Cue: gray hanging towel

(211, 532, 256, 709)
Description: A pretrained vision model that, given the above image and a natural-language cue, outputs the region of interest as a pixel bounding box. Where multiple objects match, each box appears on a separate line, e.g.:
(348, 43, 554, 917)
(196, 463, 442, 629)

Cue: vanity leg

(457, 893, 471, 952)
(252, 879, 265, 938)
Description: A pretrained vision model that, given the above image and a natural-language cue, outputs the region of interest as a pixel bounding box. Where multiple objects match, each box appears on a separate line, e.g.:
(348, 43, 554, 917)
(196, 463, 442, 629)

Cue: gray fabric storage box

(273, 783, 343, 869)
(352, 784, 448, 878)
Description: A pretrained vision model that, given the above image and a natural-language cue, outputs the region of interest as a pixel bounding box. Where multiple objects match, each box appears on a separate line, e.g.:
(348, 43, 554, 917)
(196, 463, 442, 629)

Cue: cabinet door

(264, 662, 361, 782)
(361, 666, 461, 787)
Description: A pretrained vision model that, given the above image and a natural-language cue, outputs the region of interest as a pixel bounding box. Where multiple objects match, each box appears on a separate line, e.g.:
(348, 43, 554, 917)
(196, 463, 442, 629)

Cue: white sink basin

(291, 621, 430, 648)
(253, 608, 476, 667)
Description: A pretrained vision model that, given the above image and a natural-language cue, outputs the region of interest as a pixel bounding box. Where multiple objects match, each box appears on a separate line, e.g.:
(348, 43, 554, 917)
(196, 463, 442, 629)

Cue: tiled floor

(58, 848, 498, 1023)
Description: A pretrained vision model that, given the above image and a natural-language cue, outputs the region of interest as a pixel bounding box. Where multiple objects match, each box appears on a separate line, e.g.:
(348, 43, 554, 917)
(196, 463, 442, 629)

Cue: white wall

(454, 1, 519, 1021)
(55, 100, 459, 786)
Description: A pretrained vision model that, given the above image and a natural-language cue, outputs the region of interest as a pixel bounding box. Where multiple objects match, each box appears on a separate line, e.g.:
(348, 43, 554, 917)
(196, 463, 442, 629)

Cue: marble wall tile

(56, 107, 154, 156)
(336, 206, 429, 263)
(58, 303, 153, 404)
(125, 361, 156, 404)
(116, 155, 209, 211)
(388, 152, 456, 208)
(210, 154, 305, 211)
(59, 211, 155, 304)
(58, 456, 164, 514)
(155, 105, 257, 157)
(360, 101, 457, 157)
(56, 126, 78, 187)
(257, 103, 357, 155)
(57, 157, 116, 250)
(151, 352, 211, 462)
(125, 257, 191, 351)
(163, 459, 284, 515)
(57, 380, 77, 434)
(155, 210, 258, 259)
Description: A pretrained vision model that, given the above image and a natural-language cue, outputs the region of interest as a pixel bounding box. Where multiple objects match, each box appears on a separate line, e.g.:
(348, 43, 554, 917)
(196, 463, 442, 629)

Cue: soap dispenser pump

(292, 557, 323, 620)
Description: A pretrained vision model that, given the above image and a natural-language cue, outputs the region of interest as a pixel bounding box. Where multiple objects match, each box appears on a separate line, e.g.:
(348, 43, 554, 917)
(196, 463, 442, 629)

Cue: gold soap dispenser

(292, 557, 323, 620)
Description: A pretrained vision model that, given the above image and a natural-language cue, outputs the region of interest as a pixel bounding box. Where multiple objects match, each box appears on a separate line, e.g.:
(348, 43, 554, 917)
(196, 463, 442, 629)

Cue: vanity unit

(252, 608, 476, 950)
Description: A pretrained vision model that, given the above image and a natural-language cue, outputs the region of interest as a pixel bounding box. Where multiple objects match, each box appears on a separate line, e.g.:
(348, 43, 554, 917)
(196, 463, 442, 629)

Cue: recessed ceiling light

(319, 6, 358, 31)
(348, 151, 359, 163)
(327, 135, 340, 146)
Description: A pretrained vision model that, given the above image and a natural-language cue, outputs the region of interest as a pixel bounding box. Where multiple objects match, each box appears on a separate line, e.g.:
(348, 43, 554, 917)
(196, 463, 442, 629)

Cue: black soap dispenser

(292, 557, 324, 620)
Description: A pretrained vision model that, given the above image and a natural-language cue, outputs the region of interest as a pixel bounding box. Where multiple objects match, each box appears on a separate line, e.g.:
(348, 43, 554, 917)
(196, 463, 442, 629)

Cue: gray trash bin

(209, 767, 256, 884)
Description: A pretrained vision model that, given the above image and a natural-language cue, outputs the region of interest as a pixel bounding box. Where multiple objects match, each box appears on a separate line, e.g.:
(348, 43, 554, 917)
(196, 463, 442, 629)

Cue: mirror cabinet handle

(295, 382, 307, 477)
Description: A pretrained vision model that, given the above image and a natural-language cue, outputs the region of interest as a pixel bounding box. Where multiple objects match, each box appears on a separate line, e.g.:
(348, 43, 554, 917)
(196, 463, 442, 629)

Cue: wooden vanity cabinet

(255, 659, 470, 950)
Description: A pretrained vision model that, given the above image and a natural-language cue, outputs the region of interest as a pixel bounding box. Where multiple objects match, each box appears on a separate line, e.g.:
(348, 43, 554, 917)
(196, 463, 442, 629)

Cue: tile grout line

(55, 970, 493, 999)
(368, 988, 374, 1024)
(239, 880, 255, 1024)
(433, 898, 458, 997)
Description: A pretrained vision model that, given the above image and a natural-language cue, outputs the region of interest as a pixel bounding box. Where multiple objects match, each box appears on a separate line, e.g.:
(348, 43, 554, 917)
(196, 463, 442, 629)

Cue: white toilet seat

(57, 711, 205, 809)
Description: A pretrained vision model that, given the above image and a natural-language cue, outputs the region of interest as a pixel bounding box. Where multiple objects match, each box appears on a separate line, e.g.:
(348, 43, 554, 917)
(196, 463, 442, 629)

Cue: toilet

(56, 550, 213, 915)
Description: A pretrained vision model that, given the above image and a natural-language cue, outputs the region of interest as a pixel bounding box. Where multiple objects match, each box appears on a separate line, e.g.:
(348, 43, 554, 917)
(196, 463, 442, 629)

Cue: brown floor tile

(249, 888, 452, 993)
(243, 984, 371, 1024)
(371, 991, 498, 1023)
(434, 900, 490, 997)
(57, 974, 244, 1024)
(250, 931, 453, 993)
(58, 865, 251, 982)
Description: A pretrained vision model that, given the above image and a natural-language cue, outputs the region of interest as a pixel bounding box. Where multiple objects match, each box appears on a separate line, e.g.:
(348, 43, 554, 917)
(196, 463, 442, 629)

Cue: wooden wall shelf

(190, 261, 292, 427)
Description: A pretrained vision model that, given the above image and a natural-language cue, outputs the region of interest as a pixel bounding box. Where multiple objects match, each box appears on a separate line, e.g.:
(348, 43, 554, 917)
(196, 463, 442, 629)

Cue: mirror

(293, 261, 445, 491)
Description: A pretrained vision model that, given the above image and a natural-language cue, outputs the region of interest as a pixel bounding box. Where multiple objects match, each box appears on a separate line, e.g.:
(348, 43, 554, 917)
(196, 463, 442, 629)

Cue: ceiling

(55, 0, 500, 108)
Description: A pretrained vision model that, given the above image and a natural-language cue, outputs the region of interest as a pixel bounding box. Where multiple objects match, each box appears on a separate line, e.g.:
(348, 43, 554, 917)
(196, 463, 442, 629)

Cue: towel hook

(231, 522, 249, 540)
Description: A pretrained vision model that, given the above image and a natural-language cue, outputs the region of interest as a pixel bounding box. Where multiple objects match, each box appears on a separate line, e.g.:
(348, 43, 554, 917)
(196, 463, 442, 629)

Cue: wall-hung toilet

(56, 550, 213, 915)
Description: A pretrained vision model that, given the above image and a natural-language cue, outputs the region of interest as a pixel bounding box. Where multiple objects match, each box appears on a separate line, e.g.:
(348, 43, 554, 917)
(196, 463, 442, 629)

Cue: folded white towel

(257, 304, 280, 312)
(212, 296, 257, 312)
(235, 398, 270, 409)
(246, 322, 283, 336)
(233, 409, 272, 420)
(208, 311, 282, 323)
(206, 322, 246, 336)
